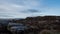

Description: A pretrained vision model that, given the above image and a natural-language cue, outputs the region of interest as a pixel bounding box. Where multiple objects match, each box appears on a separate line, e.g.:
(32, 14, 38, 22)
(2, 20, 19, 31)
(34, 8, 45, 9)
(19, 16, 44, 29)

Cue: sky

(0, 0, 60, 18)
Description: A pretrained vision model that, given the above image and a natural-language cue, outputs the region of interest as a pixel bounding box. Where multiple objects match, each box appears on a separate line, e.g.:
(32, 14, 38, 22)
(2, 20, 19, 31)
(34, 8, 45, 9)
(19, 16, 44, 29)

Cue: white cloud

(0, 0, 42, 18)
(0, 0, 60, 19)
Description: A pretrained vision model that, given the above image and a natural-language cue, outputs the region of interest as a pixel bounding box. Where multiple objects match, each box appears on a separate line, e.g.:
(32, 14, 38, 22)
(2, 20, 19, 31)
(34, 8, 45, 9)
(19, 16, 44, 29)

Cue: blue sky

(0, 0, 60, 18)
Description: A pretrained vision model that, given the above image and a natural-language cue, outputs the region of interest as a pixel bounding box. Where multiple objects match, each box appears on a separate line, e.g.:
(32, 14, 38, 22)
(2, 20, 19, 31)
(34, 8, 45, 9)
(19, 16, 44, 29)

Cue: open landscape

(0, 0, 60, 34)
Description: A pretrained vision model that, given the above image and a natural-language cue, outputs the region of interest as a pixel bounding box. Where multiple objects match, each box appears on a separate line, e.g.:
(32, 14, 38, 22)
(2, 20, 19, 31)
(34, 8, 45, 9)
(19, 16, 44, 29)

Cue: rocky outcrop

(0, 16, 60, 34)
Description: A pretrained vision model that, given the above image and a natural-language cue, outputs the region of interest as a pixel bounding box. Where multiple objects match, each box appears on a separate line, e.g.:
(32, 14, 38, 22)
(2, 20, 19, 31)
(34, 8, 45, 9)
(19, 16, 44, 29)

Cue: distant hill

(10, 16, 60, 30)
(0, 16, 60, 34)
(0, 16, 60, 28)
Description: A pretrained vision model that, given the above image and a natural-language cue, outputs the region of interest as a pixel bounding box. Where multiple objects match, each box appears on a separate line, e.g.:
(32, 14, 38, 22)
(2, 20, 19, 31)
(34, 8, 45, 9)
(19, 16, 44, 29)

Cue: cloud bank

(0, 0, 60, 18)
(0, 0, 42, 18)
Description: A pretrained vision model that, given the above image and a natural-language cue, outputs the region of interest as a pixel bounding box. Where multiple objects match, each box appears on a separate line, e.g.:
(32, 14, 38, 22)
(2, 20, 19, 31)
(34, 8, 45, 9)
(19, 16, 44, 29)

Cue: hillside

(0, 16, 60, 34)
(9, 16, 60, 34)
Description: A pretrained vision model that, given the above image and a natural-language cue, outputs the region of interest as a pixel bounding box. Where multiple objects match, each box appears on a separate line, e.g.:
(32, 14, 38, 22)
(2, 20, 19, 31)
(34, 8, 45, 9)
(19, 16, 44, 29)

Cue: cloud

(21, 9, 41, 13)
(0, 0, 42, 18)
(0, 0, 60, 18)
